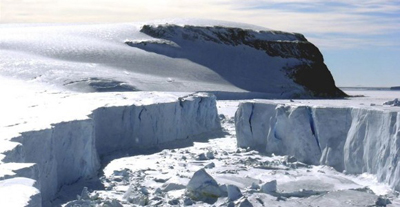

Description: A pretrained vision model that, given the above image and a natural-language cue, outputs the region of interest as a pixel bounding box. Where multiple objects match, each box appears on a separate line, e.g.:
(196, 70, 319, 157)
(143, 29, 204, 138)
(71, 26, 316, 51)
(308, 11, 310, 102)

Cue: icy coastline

(235, 100, 400, 190)
(0, 19, 397, 206)
(0, 91, 220, 206)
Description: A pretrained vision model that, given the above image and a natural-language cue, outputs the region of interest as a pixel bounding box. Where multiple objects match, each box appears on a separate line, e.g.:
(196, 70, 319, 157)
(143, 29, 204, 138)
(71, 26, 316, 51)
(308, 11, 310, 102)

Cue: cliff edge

(127, 23, 346, 98)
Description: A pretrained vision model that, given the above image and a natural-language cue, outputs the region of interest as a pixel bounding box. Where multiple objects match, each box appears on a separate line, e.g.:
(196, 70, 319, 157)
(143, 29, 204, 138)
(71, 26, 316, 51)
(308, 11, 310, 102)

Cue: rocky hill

(127, 24, 346, 98)
(0, 20, 346, 98)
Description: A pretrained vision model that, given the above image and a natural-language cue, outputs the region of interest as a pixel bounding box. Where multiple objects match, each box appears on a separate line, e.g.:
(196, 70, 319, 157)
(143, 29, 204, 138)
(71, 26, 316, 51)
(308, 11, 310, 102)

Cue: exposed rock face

(136, 24, 346, 98)
(140, 25, 309, 59)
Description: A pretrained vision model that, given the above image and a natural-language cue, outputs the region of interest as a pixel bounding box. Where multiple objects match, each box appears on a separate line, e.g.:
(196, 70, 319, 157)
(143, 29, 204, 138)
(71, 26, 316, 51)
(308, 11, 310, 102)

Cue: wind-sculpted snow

(0, 91, 220, 206)
(0, 20, 345, 99)
(236, 101, 400, 190)
(128, 24, 346, 97)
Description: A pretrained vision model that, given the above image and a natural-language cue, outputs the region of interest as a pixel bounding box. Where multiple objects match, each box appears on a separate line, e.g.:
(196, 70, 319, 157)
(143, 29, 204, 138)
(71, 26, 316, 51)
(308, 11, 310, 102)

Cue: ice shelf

(235, 100, 400, 191)
(0, 92, 220, 207)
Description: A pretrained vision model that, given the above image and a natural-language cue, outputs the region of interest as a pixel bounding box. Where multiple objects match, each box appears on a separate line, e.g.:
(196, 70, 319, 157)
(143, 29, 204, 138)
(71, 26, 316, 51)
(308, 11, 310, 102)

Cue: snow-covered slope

(235, 98, 400, 190)
(130, 24, 345, 97)
(0, 78, 220, 206)
(0, 19, 345, 98)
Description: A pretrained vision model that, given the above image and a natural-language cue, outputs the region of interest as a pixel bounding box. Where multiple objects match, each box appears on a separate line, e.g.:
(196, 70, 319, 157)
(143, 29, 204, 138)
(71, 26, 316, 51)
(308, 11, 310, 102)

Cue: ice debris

(206, 151, 215, 159)
(261, 180, 277, 194)
(227, 185, 242, 201)
(375, 196, 391, 206)
(168, 198, 180, 205)
(204, 162, 216, 169)
(250, 182, 260, 190)
(196, 153, 208, 160)
(65, 187, 125, 207)
(79, 187, 90, 200)
(64, 200, 93, 207)
(123, 186, 148, 205)
(102, 199, 124, 207)
(383, 98, 400, 106)
(195, 151, 215, 161)
(186, 168, 223, 203)
(235, 197, 253, 207)
(161, 181, 186, 192)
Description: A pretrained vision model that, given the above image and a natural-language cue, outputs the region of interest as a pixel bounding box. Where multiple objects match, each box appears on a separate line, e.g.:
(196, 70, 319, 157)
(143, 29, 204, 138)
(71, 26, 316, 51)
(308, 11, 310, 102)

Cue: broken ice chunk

(186, 168, 223, 204)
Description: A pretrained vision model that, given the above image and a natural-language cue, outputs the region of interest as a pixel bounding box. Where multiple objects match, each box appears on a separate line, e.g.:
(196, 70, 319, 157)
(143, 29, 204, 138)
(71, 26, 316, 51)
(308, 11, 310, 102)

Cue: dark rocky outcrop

(284, 62, 346, 97)
(137, 24, 347, 98)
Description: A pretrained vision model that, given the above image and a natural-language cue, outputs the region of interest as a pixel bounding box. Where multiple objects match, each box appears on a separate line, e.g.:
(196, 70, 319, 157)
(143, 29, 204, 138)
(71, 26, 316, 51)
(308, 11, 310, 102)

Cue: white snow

(0, 178, 41, 207)
(0, 20, 324, 99)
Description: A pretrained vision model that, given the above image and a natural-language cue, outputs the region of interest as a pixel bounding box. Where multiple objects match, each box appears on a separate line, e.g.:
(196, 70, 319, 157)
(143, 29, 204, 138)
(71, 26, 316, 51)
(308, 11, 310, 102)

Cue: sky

(1, 0, 399, 87)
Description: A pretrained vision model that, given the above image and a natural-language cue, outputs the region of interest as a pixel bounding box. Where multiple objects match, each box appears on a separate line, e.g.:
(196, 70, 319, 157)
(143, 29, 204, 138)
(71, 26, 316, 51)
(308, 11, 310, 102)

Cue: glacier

(0, 91, 220, 207)
(235, 100, 400, 190)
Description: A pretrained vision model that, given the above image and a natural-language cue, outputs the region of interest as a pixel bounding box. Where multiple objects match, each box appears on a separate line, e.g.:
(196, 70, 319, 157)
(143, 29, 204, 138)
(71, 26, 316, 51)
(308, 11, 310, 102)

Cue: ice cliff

(0, 92, 220, 207)
(235, 101, 400, 190)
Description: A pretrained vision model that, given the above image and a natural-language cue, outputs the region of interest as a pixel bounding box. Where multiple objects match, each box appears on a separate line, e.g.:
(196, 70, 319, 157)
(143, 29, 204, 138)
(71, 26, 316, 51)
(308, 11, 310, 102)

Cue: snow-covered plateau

(0, 19, 345, 98)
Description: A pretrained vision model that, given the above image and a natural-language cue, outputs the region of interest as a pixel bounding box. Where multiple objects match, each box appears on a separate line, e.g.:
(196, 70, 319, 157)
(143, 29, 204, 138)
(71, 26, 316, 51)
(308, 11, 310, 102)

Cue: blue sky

(1, 0, 399, 87)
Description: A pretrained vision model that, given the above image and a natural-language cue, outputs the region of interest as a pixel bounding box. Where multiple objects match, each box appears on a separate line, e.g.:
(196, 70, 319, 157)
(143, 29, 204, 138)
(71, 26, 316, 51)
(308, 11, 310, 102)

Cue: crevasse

(235, 102, 400, 190)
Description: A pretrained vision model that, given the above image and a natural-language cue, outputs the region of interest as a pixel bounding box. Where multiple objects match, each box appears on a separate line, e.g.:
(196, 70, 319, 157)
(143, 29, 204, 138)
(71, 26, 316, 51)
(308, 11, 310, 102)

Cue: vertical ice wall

(93, 95, 218, 156)
(0, 92, 220, 206)
(235, 102, 400, 190)
(8, 119, 99, 205)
